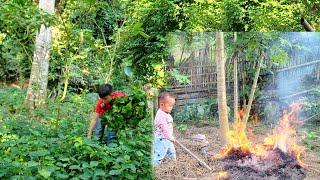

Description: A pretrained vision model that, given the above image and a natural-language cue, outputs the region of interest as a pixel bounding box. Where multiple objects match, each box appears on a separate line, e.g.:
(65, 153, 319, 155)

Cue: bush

(0, 87, 154, 179)
(173, 98, 217, 123)
(102, 88, 147, 130)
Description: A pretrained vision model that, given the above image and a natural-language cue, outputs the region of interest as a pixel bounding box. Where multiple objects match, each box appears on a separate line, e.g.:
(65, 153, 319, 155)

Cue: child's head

(98, 84, 113, 103)
(158, 92, 175, 113)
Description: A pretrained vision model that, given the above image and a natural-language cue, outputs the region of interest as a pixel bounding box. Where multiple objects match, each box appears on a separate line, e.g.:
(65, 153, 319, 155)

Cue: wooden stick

(175, 140, 212, 171)
(301, 18, 315, 32)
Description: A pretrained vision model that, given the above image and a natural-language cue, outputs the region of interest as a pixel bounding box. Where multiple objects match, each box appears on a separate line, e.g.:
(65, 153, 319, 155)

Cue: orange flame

(262, 102, 307, 168)
(214, 113, 254, 159)
(215, 102, 307, 168)
(216, 171, 229, 180)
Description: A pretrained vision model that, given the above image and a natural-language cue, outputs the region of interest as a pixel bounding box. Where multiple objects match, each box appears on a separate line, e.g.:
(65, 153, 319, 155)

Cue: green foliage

(300, 88, 320, 123)
(303, 129, 320, 151)
(182, 0, 316, 31)
(299, 86, 320, 151)
(222, 0, 248, 31)
(173, 98, 217, 123)
(269, 45, 289, 64)
(0, 0, 53, 82)
(49, 0, 127, 95)
(102, 88, 148, 130)
(181, 0, 223, 31)
(247, 0, 303, 31)
(177, 124, 188, 133)
(117, 0, 181, 85)
(0, 0, 131, 94)
(169, 69, 191, 85)
(1, 0, 320, 92)
(227, 32, 295, 102)
(0, 87, 153, 179)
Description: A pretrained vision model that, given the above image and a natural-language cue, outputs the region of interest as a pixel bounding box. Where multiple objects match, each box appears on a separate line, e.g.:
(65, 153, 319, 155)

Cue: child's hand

(170, 138, 176, 143)
(100, 103, 105, 108)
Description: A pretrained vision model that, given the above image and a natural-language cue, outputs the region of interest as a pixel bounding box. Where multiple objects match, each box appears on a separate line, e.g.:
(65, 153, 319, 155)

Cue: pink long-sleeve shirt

(154, 109, 174, 140)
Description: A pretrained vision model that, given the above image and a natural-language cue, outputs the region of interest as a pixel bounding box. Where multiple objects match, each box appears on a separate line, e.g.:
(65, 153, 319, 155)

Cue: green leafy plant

(174, 98, 217, 123)
(303, 130, 320, 151)
(0, 87, 153, 179)
(169, 69, 191, 85)
(177, 124, 188, 133)
(102, 88, 148, 130)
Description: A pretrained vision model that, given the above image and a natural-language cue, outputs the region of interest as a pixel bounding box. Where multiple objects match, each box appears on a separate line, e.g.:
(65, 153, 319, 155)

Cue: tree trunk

(26, 0, 55, 109)
(241, 53, 247, 110)
(233, 32, 239, 122)
(215, 32, 229, 144)
(243, 50, 265, 125)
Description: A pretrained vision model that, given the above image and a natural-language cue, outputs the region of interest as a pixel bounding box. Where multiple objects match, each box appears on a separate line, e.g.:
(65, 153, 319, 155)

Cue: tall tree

(26, 0, 55, 109)
(243, 50, 265, 125)
(215, 32, 229, 144)
(233, 32, 239, 122)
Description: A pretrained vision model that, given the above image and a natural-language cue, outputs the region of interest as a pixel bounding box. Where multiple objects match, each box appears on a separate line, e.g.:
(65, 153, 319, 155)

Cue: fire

(214, 112, 255, 159)
(216, 171, 229, 180)
(215, 102, 307, 168)
(262, 102, 307, 168)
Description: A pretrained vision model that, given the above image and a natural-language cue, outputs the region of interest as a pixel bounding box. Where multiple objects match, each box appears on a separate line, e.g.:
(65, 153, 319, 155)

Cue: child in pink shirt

(153, 92, 176, 166)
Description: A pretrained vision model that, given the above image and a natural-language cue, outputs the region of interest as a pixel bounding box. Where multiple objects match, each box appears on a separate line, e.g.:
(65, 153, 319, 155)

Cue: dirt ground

(154, 122, 320, 180)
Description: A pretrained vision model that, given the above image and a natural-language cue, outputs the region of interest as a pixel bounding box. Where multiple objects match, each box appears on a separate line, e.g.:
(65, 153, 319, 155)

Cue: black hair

(158, 91, 174, 103)
(98, 84, 112, 98)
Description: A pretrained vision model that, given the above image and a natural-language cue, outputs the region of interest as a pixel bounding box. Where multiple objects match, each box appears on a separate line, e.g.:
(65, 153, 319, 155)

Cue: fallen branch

(176, 140, 212, 171)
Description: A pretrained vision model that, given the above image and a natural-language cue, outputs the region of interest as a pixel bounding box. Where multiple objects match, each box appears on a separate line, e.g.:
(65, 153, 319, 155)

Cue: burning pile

(215, 103, 307, 179)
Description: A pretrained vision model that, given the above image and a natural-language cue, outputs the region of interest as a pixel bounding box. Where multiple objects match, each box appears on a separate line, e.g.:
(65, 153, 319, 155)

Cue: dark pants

(93, 118, 117, 145)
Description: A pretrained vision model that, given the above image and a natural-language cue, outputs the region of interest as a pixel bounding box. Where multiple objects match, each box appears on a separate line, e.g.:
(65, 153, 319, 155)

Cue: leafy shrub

(0, 1, 53, 82)
(300, 86, 320, 123)
(303, 129, 320, 151)
(102, 88, 147, 130)
(0, 87, 154, 179)
(173, 98, 217, 123)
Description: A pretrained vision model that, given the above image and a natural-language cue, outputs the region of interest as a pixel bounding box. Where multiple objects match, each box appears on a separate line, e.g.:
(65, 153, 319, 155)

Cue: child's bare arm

(87, 113, 100, 138)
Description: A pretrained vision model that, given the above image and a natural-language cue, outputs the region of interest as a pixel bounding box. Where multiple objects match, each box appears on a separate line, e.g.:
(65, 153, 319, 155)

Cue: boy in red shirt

(87, 83, 126, 144)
